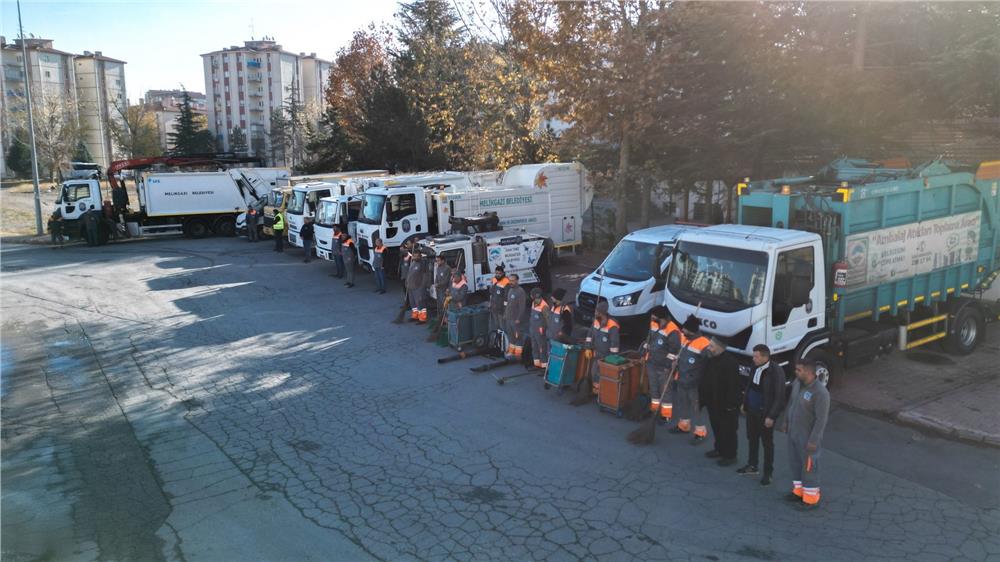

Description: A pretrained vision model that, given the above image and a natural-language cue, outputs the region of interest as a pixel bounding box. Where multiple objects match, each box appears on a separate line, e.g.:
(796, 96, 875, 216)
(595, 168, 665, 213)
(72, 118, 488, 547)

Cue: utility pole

(17, 0, 44, 235)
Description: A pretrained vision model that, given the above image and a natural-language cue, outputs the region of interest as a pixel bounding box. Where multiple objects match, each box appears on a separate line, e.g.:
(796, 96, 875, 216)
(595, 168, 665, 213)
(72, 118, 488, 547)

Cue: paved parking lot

(2, 238, 999, 561)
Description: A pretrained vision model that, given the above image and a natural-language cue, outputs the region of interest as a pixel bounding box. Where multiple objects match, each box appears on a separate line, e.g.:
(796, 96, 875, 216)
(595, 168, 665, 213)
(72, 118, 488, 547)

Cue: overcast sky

(1, 0, 399, 104)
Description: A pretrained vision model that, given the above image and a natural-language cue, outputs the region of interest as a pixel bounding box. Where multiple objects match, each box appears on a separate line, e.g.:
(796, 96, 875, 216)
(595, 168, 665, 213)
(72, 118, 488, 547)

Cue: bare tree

(9, 95, 84, 181)
(108, 100, 162, 159)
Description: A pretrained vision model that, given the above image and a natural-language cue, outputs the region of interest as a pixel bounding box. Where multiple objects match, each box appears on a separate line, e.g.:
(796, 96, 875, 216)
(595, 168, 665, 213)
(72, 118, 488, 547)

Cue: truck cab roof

(678, 224, 820, 251)
(292, 181, 340, 192)
(624, 224, 698, 245)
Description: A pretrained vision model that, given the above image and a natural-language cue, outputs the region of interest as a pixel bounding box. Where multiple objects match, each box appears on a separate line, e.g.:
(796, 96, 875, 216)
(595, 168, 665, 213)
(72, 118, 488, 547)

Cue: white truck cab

(577, 224, 697, 332)
(663, 225, 826, 367)
(285, 181, 340, 248)
(314, 194, 364, 261)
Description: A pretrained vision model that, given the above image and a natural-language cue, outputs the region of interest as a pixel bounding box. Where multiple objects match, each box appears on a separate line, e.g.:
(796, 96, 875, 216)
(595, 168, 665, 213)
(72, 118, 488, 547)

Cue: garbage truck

(55, 166, 284, 244)
(663, 158, 1000, 386)
(416, 214, 553, 297)
(355, 162, 592, 275)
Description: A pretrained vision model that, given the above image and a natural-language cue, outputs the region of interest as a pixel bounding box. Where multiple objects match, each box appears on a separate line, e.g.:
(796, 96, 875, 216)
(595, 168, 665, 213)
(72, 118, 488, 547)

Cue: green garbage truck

(663, 158, 1000, 386)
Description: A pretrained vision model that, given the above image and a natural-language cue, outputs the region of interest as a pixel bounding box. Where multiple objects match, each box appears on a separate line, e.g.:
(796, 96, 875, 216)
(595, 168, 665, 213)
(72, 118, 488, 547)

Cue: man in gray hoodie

(503, 274, 529, 358)
(785, 359, 830, 510)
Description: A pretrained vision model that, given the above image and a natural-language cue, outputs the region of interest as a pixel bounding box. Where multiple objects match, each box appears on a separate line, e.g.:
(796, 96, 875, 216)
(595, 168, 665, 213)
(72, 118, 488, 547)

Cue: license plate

(289, 233, 297, 244)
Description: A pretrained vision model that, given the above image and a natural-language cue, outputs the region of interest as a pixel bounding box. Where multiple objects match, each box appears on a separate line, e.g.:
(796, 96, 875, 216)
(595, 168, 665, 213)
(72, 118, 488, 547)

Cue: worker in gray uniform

(584, 302, 620, 397)
(642, 305, 682, 423)
(407, 250, 431, 323)
(448, 270, 468, 310)
(489, 266, 510, 334)
(432, 254, 452, 323)
(546, 288, 571, 344)
(669, 315, 711, 444)
(503, 274, 529, 359)
(528, 288, 551, 370)
(341, 233, 357, 288)
(331, 226, 344, 277)
(785, 359, 830, 510)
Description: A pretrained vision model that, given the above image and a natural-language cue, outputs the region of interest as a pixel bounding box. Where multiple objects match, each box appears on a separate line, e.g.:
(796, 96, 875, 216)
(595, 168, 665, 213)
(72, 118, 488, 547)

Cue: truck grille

(577, 291, 605, 314)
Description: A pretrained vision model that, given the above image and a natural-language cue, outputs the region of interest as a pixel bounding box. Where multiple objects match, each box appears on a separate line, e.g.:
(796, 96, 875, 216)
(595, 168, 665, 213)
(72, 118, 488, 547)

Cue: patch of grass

(1, 207, 40, 235)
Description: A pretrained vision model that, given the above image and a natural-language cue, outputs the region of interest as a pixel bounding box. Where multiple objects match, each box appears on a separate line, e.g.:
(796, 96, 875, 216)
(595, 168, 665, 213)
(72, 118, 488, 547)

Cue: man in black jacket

(737, 344, 786, 486)
(700, 337, 742, 466)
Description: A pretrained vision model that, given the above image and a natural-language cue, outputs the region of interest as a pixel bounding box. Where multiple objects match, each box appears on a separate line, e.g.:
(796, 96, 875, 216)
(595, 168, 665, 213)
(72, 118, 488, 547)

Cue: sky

(1, 0, 400, 104)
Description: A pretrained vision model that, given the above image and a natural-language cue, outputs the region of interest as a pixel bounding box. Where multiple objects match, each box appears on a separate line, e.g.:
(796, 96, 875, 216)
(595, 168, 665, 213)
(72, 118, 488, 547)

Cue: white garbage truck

(55, 167, 284, 244)
(355, 162, 592, 276)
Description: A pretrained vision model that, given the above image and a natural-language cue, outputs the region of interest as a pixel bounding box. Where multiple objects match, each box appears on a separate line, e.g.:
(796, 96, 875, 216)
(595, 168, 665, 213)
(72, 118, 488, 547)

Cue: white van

(576, 224, 698, 333)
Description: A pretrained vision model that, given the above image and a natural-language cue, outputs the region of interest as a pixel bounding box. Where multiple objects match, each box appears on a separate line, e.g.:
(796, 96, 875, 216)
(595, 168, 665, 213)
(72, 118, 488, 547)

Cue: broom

(426, 296, 452, 341)
(626, 363, 676, 445)
(392, 286, 409, 324)
(569, 348, 596, 406)
(622, 359, 649, 422)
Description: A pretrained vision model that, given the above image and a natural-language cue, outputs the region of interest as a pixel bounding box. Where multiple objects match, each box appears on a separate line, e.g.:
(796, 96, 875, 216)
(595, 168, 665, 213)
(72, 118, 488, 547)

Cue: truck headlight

(739, 365, 751, 377)
(612, 291, 642, 307)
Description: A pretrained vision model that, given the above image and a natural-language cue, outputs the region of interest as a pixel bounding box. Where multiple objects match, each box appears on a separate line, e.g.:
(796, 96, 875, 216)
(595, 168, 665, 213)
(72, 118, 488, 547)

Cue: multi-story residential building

(143, 89, 207, 152)
(74, 51, 127, 169)
(201, 38, 330, 162)
(0, 36, 126, 176)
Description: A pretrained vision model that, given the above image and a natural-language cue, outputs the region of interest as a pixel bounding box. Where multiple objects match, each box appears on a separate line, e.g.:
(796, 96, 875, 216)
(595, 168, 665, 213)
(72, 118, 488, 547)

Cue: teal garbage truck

(664, 158, 1000, 386)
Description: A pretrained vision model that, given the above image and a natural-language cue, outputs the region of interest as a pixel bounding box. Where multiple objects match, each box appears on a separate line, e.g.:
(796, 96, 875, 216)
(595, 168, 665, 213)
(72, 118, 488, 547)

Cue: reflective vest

(589, 318, 621, 358)
(530, 300, 550, 335)
(647, 321, 682, 367)
(490, 276, 510, 312)
(272, 213, 285, 231)
(675, 335, 711, 386)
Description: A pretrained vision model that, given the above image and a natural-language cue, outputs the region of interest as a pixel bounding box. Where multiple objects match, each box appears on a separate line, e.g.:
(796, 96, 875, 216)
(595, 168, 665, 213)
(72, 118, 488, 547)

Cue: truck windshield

(59, 183, 92, 203)
(316, 201, 337, 227)
(668, 241, 768, 312)
(287, 191, 307, 215)
(601, 240, 658, 282)
(359, 193, 385, 224)
(269, 190, 284, 208)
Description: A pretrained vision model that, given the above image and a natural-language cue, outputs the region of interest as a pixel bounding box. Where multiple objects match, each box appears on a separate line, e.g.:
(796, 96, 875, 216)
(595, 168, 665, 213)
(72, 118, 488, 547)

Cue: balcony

(247, 73, 263, 82)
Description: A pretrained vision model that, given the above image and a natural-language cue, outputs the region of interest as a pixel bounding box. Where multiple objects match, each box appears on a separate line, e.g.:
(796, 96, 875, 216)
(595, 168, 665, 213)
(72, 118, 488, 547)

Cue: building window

(44, 70, 51, 78)
(224, 71, 230, 78)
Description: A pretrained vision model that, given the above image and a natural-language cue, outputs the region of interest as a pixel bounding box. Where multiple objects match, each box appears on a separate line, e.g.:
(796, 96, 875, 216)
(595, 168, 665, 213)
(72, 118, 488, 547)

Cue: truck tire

(801, 347, 840, 388)
(943, 305, 985, 356)
(213, 217, 236, 237)
(185, 219, 210, 239)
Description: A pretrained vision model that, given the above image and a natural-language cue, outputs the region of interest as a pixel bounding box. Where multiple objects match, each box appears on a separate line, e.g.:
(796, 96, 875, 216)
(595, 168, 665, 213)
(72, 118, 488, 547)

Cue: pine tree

(6, 134, 33, 178)
(301, 106, 351, 173)
(168, 91, 206, 156)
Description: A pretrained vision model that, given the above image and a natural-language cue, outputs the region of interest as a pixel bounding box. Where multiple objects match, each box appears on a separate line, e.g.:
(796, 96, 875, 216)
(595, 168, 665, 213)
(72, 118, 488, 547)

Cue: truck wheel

(944, 306, 984, 356)
(802, 348, 840, 388)
(214, 217, 236, 237)
(185, 219, 210, 239)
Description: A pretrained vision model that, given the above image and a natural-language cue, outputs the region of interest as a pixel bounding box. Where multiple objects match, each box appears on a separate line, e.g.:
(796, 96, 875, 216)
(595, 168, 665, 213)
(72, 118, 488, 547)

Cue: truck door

(768, 244, 822, 354)
(384, 192, 421, 244)
(59, 182, 100, 220)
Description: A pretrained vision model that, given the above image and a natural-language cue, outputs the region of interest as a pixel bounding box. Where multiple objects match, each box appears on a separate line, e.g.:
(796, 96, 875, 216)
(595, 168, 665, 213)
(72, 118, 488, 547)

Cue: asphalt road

(2, 238, 999, 561)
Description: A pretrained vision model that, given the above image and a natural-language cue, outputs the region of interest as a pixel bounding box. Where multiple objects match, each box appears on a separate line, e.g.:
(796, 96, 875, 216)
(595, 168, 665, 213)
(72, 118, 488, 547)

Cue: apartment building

(74, 51, 127, 169)
(0, 36, 126, 175)
(201, 38, 330, 160)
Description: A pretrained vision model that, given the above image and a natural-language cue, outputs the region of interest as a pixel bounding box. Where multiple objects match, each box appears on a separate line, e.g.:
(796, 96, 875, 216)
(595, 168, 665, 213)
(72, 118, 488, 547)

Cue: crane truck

(54, 154, 283, 245)
(663, 158, 1000, 387)
(354, 162, 592, 276)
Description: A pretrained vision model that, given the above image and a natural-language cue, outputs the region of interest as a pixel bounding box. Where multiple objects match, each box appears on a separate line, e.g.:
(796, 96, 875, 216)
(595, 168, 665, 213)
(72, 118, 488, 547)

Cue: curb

(895, 410, 1000, 448)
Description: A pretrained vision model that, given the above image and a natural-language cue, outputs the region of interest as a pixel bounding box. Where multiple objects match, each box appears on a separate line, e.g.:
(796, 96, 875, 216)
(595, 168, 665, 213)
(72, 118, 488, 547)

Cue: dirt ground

(0, 180, 61, 236)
